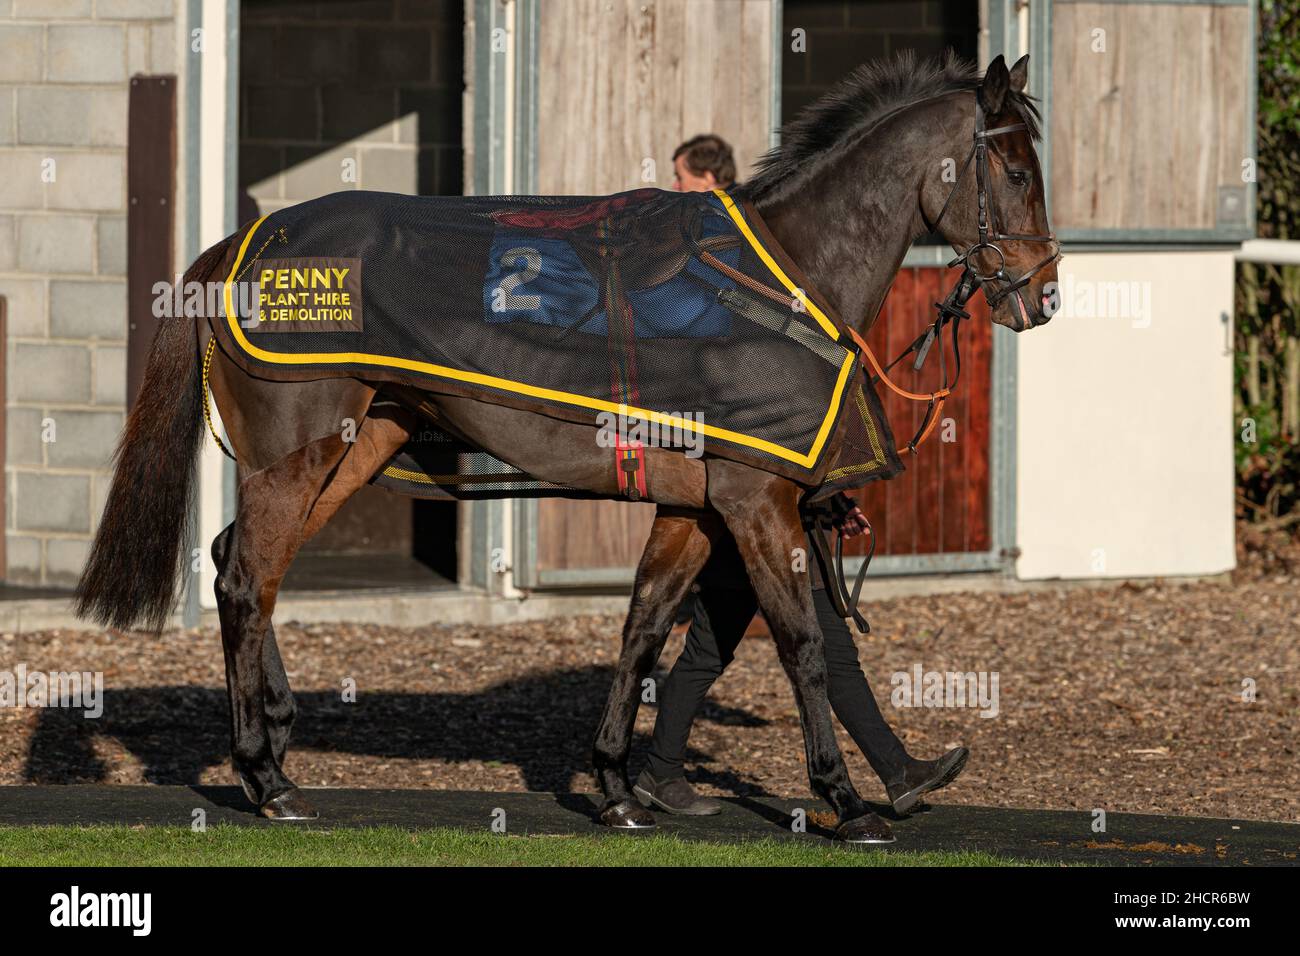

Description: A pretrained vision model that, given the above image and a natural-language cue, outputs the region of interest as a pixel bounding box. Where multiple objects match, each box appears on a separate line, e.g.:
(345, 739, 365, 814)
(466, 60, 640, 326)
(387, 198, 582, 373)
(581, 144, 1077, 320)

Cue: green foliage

(1255, 1, 1300, 242)
(1236, 0, 1300, 525)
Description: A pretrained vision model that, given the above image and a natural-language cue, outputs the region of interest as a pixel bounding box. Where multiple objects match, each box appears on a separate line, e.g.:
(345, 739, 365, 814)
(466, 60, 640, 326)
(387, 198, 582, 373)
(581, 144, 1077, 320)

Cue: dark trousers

(644, 572, 911, 787)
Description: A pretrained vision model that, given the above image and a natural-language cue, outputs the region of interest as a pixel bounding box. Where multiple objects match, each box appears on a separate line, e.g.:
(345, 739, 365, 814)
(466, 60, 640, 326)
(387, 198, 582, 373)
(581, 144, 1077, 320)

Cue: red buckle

(615, 437, 647, 501)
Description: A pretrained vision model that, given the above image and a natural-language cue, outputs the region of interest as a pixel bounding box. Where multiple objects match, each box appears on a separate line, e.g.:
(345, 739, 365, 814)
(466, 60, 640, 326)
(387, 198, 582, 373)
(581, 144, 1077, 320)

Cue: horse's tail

(75, 237, 232, 630)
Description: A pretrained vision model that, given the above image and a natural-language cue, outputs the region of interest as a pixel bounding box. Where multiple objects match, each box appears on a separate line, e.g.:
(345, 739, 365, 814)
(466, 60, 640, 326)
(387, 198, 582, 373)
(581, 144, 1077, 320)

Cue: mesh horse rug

(214, 187, 902, 499)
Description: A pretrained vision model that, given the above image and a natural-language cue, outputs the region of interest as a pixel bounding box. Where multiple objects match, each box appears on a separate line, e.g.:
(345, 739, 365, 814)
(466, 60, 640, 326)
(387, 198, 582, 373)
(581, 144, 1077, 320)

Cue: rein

(819, 269, 976, 635)
(821, 99, 1061, 633)
(843, 265, 980, 455)
(821, 271, 976, 635)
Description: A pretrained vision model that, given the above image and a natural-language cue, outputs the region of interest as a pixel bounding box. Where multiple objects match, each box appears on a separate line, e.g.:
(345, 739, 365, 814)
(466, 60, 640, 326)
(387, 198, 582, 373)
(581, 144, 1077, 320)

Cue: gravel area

(0, 538, 1295, 823)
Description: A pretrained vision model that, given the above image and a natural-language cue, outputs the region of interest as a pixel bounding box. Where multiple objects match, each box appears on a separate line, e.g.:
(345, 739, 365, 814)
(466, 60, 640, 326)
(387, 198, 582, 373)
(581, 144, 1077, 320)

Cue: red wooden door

(842, 266, 993, 559)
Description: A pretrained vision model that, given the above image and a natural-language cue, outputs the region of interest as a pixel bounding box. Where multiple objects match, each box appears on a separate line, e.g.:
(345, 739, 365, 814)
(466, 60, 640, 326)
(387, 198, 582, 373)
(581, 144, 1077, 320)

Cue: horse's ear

(1008, 54, 1029, 93)
(979, 55, 1010, 114)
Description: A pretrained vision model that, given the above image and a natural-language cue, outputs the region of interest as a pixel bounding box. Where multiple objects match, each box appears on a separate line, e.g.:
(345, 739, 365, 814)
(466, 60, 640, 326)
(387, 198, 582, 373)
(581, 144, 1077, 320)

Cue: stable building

(0, 0, 1254, 623)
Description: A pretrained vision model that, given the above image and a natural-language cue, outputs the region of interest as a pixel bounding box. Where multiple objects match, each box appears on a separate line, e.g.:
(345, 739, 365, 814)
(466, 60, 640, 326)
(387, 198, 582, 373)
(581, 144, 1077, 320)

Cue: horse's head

(922, 55, 1060, 331)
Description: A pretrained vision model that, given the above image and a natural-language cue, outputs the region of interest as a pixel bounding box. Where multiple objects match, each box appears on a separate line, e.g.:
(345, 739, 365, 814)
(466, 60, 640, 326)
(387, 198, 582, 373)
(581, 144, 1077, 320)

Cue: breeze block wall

(781, 0, 979, 117)
(239, 0, 463, 214)
(0, 0, 178, 587)
(237, 0, 463, 559)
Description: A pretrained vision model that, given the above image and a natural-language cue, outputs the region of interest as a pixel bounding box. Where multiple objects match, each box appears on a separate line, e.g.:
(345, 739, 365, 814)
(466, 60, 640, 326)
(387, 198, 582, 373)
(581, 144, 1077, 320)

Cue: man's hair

(673, 134, 737, 186)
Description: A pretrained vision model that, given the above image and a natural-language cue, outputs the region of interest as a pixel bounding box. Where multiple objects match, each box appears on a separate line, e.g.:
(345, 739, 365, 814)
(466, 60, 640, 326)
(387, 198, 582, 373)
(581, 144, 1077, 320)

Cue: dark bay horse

(76, 54, 1058, 842)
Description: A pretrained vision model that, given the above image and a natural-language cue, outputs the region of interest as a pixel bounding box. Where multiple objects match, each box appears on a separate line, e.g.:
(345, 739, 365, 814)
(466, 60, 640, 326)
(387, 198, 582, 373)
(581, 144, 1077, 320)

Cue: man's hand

(836, 505, 871, 539)
(828, 494, 870, 538)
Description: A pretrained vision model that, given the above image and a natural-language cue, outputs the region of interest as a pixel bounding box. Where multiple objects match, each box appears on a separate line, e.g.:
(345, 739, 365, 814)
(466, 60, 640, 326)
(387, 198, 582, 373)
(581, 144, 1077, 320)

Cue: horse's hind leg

(212, 523, 297, 773)
(262, 407, 412, 769)
(593, 510, 716, 828)
(215, 433, 352, 817)
(706, 461, 892, 843)
(213, 409, 413, 817)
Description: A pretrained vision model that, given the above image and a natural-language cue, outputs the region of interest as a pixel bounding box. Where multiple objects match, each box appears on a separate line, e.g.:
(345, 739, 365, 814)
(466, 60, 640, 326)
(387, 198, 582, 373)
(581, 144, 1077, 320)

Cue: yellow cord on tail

(202, 338, 237, 461)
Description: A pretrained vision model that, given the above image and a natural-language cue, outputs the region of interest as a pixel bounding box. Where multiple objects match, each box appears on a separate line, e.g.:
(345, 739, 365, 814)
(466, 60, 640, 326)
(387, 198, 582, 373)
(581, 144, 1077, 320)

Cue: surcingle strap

(615, 435, 647, 501)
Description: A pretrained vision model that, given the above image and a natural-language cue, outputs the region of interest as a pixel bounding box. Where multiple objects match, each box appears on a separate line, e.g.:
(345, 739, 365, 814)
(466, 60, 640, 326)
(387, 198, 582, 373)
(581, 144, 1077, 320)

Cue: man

(641, 138, 969, 817)
(636, 494, 969, 816)
(671, 134, 737, 191)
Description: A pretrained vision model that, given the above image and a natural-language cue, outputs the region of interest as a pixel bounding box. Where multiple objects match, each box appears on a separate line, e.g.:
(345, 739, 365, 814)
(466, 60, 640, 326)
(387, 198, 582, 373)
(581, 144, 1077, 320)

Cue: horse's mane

(737, 51, 1041, 204)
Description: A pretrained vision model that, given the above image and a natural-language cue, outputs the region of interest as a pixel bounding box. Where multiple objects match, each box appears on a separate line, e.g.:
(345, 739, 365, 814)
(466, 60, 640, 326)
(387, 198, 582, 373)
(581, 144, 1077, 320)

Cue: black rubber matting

(0, 786, 1295, 866)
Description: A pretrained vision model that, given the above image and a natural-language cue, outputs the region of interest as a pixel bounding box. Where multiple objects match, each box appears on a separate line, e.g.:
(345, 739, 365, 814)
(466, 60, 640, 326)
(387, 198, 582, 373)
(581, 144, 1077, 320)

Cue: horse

(75, 53, 1058, 843)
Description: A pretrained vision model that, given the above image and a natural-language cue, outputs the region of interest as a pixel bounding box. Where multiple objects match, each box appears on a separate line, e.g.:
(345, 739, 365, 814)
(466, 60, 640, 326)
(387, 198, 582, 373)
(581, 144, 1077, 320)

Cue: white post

(1236, 239, 1300, 265)
(190, 0, 238, 620)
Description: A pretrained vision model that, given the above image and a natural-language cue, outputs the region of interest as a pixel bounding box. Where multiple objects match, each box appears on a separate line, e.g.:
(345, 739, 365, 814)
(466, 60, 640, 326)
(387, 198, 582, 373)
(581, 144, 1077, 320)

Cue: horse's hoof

(836, 813, 895, 845)
(260, 788, 319, 821)
(600, 799, 656, 830)
(237, 773, 258, 806)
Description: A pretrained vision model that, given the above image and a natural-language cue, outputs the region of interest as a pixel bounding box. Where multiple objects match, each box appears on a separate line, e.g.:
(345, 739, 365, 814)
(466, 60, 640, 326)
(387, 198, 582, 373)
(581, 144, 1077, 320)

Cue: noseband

(929, 101, 1061, 322)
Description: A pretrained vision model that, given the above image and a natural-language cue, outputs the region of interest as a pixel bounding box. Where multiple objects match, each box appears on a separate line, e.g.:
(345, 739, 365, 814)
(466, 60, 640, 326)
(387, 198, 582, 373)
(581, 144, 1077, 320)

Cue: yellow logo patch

(250, 257, 363, 333)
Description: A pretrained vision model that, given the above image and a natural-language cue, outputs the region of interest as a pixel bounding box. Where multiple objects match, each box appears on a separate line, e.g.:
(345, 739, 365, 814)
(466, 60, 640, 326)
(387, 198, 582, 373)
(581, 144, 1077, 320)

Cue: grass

(0, 825, 1043, 867)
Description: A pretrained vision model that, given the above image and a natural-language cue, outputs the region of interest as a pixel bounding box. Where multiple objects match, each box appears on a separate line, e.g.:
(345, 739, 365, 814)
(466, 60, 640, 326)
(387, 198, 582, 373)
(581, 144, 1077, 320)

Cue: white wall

(1015, 250, 1237, 580)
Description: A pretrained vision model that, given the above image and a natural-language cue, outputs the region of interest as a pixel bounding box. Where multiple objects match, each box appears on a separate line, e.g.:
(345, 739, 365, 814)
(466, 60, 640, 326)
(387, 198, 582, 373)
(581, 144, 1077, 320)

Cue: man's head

(672, 134, 737, 191)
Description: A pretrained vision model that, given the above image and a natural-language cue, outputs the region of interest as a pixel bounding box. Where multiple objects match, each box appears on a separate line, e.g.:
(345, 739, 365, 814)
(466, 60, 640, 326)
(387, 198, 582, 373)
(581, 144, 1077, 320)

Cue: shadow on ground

(21, 666, 770, 795)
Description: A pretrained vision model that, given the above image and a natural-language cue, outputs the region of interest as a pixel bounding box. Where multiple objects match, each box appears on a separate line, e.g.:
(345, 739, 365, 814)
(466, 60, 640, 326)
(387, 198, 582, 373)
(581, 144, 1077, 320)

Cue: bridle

(825, 97, 1061, 634)
(929, 99, 1061, 323)
(844, 97, 1061, 454)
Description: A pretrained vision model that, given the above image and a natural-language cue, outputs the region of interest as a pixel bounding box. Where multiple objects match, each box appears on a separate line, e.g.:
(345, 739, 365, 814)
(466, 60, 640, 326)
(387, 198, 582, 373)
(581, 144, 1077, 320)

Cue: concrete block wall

(238, 0, 464, 559)
(781, 0, 979, 117)
(0, 0, 177, 586)
(240, 0, 463, 215)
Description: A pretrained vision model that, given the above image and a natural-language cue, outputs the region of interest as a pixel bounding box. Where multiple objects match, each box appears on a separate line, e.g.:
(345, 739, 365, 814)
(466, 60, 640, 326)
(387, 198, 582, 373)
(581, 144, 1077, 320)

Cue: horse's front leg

(707, 461, 893, 843)
(593, 509, 715, 828)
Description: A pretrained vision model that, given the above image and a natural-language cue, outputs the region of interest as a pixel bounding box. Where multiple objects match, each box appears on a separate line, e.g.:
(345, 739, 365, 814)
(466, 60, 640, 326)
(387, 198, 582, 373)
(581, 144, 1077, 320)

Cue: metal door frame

(460, 0, 540, 594)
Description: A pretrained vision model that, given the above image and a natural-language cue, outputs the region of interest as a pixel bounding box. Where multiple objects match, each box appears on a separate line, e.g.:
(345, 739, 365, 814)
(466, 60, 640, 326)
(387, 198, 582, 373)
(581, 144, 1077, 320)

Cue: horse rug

(214, 187, 903, 495)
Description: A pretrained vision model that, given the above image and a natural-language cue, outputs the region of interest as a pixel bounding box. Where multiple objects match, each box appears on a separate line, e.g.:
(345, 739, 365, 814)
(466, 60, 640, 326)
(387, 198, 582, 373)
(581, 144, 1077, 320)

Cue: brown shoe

(633, 770, 723, 816)
(886, 747, 970, 815)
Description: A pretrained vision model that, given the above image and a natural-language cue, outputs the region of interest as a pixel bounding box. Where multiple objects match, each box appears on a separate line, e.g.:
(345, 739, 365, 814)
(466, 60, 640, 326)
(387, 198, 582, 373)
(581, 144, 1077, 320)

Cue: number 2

(496, 246, 542, 311)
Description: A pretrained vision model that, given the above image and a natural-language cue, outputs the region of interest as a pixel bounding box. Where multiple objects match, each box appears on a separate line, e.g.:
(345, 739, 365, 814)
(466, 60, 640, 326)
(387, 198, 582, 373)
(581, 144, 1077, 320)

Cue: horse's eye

(1008, 169, 1031, 187)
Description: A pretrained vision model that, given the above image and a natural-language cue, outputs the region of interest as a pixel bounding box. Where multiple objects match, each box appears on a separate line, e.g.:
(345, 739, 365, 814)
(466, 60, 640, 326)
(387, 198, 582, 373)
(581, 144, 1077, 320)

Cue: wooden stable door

(844, 266, 993, 563)
(523, 0, 779, 587)
(516, 2, 995, 585)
